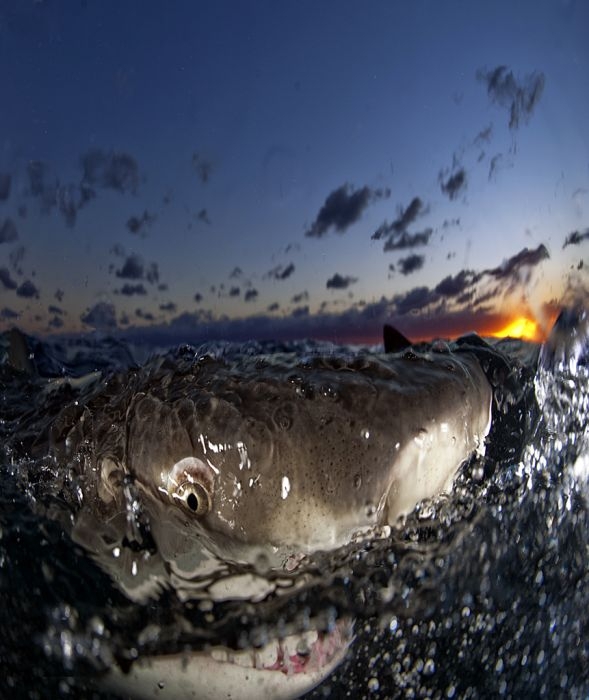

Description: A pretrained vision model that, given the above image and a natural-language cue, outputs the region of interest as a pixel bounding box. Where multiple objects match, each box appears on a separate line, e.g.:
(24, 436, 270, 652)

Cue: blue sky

(0, 0, 588, 343)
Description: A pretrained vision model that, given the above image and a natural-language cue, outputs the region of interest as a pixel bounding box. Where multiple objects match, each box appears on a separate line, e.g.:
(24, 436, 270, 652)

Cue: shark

(7, 328, 497, 699)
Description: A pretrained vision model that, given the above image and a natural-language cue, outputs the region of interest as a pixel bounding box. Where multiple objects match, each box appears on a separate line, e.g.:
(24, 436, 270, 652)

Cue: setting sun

(491, 316, 540, 342)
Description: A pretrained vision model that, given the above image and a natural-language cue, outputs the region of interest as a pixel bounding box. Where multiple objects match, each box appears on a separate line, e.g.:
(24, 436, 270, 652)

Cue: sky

(0, 0, 588, 345)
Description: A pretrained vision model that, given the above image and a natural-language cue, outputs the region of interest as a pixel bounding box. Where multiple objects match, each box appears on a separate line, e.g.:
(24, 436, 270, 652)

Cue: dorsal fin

(383, 324, 412, 353)
(6, 327, 35, 374)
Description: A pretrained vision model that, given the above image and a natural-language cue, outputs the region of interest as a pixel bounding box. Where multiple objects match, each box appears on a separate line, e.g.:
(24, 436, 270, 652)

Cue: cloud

(16, 280, 40, 299)
(383, 228, 433, 252)
(48, 315, 64, 329)
(477, 65, 545, 129)
(159, 302, 177, 313)
(305, 183, 389, 238)
(1, 307, 18, 320)
(0, 268, 17, 290)
(326, 273, 358, 290)
(229, 266, 242, 279)
(27, 161, 95, 226)
(55, 288, 64, 302)
(267, 302, 280, 312)
(0, 218, 18, 244)
(434, 270, 477, 298)
(229, 286, 240, 297)
(562, 228, 589, 249)
(192, 153, 213, 184)
(81, 149, 139, 193)
(9, 246, 26, 275)
(474, 125, 493, 145)
(482, 244, 549, 283)
(127, 210, 155, 235)
(145, 262, 160, 285)
(292, 305, 309, 318)
(291, 291, 309, 304)
(394, 286, 439, 315)
(197, 208, 211, 225)
(135, 308, 155, 322)
(116, 254, 144, 279)
(48, 305, 63, 315)
(81, 302, 118, 330)
(119, 283, 147, 296)
(439, 168, 467, 200)
(244, 288, 259, 302)
(267, 262, 295, 280)
(372, 196, 426, 241)
(0, 173, 11, 201)
(194, 293, 203, 303)
(397, 253, 425, 276)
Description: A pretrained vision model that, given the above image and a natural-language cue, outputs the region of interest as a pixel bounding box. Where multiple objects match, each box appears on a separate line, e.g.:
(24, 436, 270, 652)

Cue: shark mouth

(105, 618, 354, 700)
(209, 618, 353, 674)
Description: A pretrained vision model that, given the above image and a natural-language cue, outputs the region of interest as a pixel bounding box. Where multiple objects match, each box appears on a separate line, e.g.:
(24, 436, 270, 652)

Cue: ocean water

(0, 317, 588, 699)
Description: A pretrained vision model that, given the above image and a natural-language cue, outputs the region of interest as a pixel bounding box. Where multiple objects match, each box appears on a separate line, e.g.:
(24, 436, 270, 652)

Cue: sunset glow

(491, 317, 541, 342)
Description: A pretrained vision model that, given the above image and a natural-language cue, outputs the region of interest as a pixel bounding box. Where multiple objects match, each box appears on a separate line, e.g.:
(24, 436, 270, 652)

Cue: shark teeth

(206, 622, 351, 675)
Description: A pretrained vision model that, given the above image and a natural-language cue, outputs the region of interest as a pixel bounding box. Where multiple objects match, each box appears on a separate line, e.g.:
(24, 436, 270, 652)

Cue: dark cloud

(267, 302, 280, 312)
(110, 243, 126, 258)
(394, 286, 439, 316)
(267, 262, 295, 281)
(194, 293, 203, 303)
(197, 209, 211, 225)
(291, 291, 309, 304)
(0, 218, 18, 244)
(477, 65, 545, 129)
(135, 308, 155, 322)
(0, 268, 17, 290)
(192, 153, 213, 184)
(55, 288, 64, 302)
(372, 197, 432, 252)
(16, 280, 39, 299)
(383, 228, 433, 252)
(159, 302, 177, 313)
(158, 283, 168, 292)
(9, 246, 26, 275)
(474, 125, 493, 145)
(292, 305, 309, 318)
(305, 183, 389, 238)
(81, 302, 118, 330)
(439, 168, 467, 200)
(0, 173, 11, 201)
(119, 283, 147, 296)
(48, 315, 64, 329)
(1, 307, 19, 320)
(326, 273, 358, 290)
(146, 262, 159, 285)
(562, 228, 589, 249)
(435, 270, 477, 298)
(27, 161, 95, 226)
(482, 244, 549, 282)
(244, 288, 259, 302)
(116, 254, 144, 280)
(229, 286, 240, 297)
(48, 305, 63, 315)
(81, 149, 139, 193)
(372, 197, 426, 241)
(442, 218, 461, 229)
(398, 253, 425, 276)
(229, 266, 242, 279)
(127, 210, 155, 235)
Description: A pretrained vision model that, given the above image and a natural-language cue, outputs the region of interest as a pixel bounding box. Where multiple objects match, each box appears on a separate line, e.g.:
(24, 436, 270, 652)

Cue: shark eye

(166, 456, 216, 517)
(175, 481, 211, 516)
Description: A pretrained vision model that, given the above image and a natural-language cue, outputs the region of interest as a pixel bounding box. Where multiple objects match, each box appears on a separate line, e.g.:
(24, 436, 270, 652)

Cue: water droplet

(367, 677, 380, 692)
(354, 474, 362, 489)
(158, 681, 165, 689)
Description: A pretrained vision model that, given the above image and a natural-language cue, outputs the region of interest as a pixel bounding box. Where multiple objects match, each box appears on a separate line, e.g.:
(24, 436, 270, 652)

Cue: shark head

(92, 351, 492, 563)
(67, 347, 492, 699)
